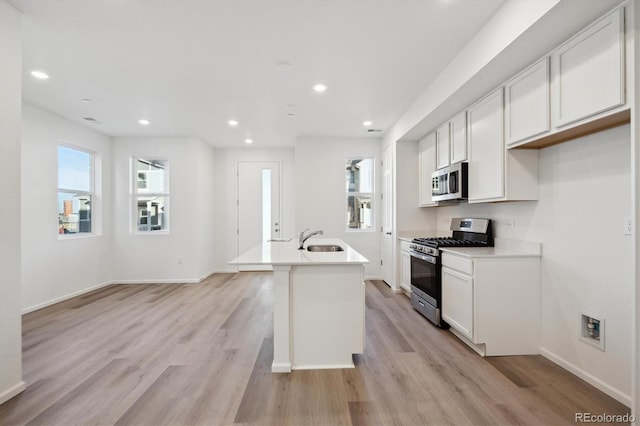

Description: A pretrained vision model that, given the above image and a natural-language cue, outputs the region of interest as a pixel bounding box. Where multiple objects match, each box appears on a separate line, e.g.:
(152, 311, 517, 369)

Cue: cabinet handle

(418, 301, 425, 307)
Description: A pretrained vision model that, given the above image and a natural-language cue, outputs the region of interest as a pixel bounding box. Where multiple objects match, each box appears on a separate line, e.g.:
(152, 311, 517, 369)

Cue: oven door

(410, 250, 440, 307)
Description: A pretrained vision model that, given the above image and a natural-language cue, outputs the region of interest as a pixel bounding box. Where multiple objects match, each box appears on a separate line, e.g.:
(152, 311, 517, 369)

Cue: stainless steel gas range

(409, 218, 493, 327)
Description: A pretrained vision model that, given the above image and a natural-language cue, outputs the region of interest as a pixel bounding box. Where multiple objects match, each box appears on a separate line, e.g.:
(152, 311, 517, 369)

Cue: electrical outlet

(624, 218, 633, 236)
(177, 257, 184, 264)
(505, 220, 515, 229)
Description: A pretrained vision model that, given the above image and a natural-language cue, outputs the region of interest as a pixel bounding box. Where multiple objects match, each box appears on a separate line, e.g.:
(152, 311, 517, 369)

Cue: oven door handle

(410, 250, 437, 264)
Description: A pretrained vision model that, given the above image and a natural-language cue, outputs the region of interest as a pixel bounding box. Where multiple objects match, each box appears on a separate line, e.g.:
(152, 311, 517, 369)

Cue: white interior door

(237, 161, 281, 271)
(381, 146, 394, 286)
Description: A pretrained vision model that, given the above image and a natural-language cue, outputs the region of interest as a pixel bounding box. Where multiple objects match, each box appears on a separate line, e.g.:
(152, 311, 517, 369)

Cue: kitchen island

(230, 238, 369, 373)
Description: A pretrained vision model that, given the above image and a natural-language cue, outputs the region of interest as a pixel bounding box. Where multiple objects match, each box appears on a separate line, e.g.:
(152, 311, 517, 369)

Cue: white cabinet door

(418, 132, 437, 207)
(552, 8, 624, 127)
(435, 122, 450, 169)
(468, 87, 505, 202)
(400, 251, 411, 293)
(505, 57, 550, 146)
(442, 266, 473, 341)
(449, 111, 467, 164)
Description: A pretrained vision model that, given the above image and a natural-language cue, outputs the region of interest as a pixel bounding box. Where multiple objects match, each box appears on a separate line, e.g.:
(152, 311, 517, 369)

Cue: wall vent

(367, 128, 383, 133)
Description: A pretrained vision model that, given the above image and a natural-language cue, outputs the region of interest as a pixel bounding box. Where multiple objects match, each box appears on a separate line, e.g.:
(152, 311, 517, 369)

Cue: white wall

(0, 0, 24, 404)
(435, 125, 633, 405)
(212, 147, 295, 272)
(112, 137, 216, 282)
(195, 141, 217, 280)
(21, 103, 113, 312)
(295, 138, 381, 279)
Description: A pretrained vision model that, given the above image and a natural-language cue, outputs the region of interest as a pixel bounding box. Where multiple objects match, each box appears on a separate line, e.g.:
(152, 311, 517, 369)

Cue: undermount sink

(307, 244, 344, 252)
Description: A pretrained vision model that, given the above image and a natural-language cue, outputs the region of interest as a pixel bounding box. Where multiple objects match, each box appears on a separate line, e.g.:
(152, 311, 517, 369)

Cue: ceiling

(10, 0, 506, 148)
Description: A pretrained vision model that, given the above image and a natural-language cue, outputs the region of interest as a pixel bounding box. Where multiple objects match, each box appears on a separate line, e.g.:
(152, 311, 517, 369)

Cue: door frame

(235, 160, 283, 268)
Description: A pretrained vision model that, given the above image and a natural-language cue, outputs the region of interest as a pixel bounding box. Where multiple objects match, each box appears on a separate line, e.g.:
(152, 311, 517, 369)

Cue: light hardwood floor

(0, 273, 631, 425)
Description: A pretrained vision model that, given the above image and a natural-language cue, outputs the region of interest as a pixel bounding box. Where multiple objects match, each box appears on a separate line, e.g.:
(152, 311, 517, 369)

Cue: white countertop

(440, 238, 542, 258)
(229, 238, 369, 266)
(440, 246, 541, 258)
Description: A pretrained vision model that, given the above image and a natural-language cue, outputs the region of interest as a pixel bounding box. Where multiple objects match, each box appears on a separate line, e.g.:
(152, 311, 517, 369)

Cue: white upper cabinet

(449, 111, 467, 164)
(551, 8, 624, 128)
(435, 122, 450, 169)
(505, 57, 550, 147)
(418, 132, 437, 207)
(468, 87, 505, 202)
(468, 87, 539, 203)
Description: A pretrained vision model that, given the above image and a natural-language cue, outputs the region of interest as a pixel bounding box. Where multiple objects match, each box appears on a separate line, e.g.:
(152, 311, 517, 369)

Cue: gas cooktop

(411, 218, 494, 250)
(411, 237, 490, 248)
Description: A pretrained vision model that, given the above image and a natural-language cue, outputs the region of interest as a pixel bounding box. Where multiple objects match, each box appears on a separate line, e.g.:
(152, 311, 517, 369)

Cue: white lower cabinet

(400, 240, 411, 294)
(441, 251, 541, 356)
(441, 267, 473, 340)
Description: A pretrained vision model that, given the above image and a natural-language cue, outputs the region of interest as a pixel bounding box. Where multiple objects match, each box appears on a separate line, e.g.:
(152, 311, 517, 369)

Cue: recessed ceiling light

(138, 119, 150, 126)
(228, 120, 239, 127)
(245, 138, 253, 144)
(362, 120, 373, 127)
(30, 70, 49, 80)
(276, 61, 292, 71)
(288, 113, 295, 117)
(82, 98, 92, 103)
(313, 83, 327, 93)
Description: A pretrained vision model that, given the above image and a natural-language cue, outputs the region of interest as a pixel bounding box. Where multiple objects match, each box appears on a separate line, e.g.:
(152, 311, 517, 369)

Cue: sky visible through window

(58, 146, 91, 210)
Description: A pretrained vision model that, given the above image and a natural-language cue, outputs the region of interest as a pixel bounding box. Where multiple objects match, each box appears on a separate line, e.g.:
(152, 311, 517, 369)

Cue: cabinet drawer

(442, 254, 473, 275)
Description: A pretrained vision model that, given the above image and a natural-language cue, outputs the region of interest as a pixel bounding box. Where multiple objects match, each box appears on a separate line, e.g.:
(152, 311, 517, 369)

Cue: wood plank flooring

(0, 273, 631, 425)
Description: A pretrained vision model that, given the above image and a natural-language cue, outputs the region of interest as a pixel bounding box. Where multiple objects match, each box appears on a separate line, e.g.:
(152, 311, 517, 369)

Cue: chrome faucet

(299, 228, 324, 249)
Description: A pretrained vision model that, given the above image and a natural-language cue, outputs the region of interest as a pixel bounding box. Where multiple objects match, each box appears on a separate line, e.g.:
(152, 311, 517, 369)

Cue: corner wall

(21, 104, 113, 312)
(212, 147, 295, 272)
(0, 0, 24, 404)
(295, 138, 381, 279)
(112, 137, 216, 283)
(436, 125, 633, 405)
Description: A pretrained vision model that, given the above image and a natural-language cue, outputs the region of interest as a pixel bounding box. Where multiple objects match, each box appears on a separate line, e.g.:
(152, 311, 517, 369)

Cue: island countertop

(229, 238, 369, 266)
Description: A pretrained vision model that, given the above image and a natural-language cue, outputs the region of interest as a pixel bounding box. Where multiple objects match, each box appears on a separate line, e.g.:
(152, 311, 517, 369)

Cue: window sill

(133, 230, 170, 236)
(58, 233, 99, 240)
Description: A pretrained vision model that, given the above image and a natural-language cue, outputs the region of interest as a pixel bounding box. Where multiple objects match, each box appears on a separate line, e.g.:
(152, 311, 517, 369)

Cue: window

(346, 158, 373, 230)
(58, 145, 93, 235)
(133, 158, 169, 232)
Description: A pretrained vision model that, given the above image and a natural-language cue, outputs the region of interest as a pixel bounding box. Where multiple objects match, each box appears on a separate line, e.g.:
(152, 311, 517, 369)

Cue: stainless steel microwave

(431, 162, 468, 202)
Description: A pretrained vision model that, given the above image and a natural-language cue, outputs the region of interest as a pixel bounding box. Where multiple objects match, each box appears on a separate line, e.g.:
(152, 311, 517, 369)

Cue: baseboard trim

(211, 269, 239, 274)
(540, 347, 632, 407)
(22, 281, 114, 314)
(271, 362, 292, 373)
(22, 271, 242, 315)
(0, 381, 26, 405)
(109, 278, 201, 285)
(292, 363, 355, 370)
(364, 275, 382, 281)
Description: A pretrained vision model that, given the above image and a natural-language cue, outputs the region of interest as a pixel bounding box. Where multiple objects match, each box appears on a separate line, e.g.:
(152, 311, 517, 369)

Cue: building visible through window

(134, 158, 169, 232)
(58, 145, 93, 235)
(346, 158, 373, 230)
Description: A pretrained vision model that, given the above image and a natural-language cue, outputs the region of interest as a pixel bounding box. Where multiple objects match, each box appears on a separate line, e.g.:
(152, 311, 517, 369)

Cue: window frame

(57, 144, 95, 239)
(345, 156, 375, 233)
(131, 157, 170, 234)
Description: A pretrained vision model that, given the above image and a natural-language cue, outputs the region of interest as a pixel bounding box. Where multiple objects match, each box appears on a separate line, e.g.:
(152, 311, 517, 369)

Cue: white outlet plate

(505, 220, 515, 229)
(624, 217, 632, 236)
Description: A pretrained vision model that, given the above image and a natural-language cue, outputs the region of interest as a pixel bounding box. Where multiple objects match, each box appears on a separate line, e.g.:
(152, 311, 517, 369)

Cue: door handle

(275, 229, 279, 232)
(386, 232, 392, 235)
